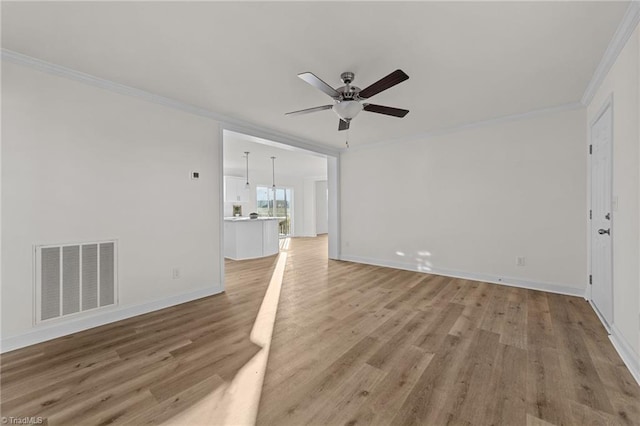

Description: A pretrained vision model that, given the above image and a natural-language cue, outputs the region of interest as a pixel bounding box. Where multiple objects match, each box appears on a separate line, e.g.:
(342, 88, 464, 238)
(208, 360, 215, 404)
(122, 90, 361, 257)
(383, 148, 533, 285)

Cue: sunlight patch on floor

(162, 252, 288, 426)
(279, 237, 291, 251)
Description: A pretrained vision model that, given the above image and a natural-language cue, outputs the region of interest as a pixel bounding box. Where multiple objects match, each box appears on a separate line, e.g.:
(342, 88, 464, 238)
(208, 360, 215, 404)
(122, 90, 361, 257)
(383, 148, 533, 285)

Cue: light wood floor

(0, 254, 277, 425)
(259, 236, 640, 426)
(2, 235, 639, 425)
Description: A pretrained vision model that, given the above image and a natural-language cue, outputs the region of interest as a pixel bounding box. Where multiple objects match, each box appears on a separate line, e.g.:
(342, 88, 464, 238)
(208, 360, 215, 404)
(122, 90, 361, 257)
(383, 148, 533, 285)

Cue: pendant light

(271, 156, 276, 189)
(244, 151, 250, 189)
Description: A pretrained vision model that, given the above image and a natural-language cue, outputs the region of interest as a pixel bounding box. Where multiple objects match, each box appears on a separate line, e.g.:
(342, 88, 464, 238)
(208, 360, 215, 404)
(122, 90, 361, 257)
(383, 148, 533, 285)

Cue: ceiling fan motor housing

(337, 85, 360, 100)
(340, 71, 355, 84)
(338, 72, 359, 100)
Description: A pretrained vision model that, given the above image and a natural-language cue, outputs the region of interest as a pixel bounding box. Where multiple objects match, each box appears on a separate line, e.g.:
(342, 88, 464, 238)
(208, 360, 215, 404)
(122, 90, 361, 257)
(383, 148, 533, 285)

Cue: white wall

(588, 26, 640, 364)
(302, 178, 316, 238)
(328, 156, 341, 260)
(316, 180, 328, 234)
(1, 62, 222, 350)
(341, 108, 587, 294)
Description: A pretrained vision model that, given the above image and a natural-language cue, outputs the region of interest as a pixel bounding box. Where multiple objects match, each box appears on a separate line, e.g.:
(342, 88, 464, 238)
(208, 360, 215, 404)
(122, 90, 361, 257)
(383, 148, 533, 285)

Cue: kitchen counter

(224, 216, 285, 221)
(224, 217, 283, 260)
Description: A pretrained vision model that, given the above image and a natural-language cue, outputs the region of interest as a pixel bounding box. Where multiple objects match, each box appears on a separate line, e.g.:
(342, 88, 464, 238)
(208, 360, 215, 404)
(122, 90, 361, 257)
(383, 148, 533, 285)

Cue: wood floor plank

(414, 302, 464, 351)
(489, 343, 528, 425)
(366, 309, 434, 370)
(455, 329, 502, 423)
(301, 363, 387, 426)
(499, 287, 529, 349)
(479, 283, 510, 335)
(259, 237, 639, 425)
(382, 275, 435, 311)
(527, 290, 556, 350)
(428, 277, 464, 308)
(548, 295, 615, 414)
(449, 284, 495, 338)
(526, 346, 574, 426)
(526, 413, 559, 426)
(114, 375, 225, 425)
(569, 399, 626, 426)
(388, 333, 477, 425)
(450, 280, 480, 305)
(355, 346, 434, 426)
(259, 336, 381, 425)
(2, 235, 638, 426)
(0, 249, 273, 425)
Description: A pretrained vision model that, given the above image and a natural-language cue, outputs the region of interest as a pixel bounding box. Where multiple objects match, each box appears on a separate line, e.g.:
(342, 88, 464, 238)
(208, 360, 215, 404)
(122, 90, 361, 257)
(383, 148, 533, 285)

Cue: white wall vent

(35, 241, 117, 323)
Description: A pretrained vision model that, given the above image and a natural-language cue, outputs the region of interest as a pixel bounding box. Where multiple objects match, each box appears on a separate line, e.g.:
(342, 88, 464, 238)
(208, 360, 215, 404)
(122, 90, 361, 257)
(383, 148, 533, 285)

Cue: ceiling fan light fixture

(333, 100, 363, 121)
(286, 70, 409, 131)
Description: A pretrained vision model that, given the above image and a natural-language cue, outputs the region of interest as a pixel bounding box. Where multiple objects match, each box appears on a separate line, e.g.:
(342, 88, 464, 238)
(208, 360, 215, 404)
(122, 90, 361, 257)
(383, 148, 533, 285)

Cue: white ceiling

(1, 1, 629, 149)
(224, 131, 327, 179)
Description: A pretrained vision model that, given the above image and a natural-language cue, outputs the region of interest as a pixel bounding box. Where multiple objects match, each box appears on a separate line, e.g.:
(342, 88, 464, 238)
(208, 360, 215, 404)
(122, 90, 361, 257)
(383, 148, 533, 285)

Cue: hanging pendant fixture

(244, 151, 250, 189)
(271, 156, 276, 188)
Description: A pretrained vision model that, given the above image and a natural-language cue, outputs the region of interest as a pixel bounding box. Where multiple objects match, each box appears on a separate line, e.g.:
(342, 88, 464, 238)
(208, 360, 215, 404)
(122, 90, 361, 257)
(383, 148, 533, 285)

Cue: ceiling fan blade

(298, 72, 340, 99)
(338, 119, 350, 131)
(358, 69, 409, 99)
(363, 103, 409, 118)
(285, 105, 333, 116)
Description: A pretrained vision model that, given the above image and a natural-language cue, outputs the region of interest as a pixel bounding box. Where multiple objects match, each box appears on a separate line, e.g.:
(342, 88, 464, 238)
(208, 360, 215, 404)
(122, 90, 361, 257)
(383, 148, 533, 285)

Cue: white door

(590, 101, 613, 327)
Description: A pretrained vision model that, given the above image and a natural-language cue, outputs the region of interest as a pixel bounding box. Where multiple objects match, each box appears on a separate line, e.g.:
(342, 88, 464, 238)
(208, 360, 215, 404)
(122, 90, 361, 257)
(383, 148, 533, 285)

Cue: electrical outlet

(516, 257, 526, 266)
(172, 267, 181, 279)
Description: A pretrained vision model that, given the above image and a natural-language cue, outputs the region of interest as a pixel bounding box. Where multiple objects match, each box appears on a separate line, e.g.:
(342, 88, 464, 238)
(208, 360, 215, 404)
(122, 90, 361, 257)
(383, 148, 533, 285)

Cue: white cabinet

(225, 220, 263, 260)
(262, 219, 279, 256)
(224, 218, 280, 260)
(224, 176, 250, 203)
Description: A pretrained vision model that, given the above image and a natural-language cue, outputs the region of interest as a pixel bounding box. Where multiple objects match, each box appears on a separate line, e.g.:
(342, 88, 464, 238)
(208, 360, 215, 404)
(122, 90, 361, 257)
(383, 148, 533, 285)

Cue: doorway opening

(220, 128, 339, 291)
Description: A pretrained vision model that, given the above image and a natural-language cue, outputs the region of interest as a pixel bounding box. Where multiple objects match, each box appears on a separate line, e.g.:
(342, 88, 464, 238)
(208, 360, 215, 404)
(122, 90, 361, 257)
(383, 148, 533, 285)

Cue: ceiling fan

(285, 69, 410, 131)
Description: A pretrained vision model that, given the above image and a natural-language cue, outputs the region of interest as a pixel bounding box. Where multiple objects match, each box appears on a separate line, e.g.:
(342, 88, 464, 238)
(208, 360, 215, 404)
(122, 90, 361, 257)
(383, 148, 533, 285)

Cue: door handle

(598, 228, 610, 235)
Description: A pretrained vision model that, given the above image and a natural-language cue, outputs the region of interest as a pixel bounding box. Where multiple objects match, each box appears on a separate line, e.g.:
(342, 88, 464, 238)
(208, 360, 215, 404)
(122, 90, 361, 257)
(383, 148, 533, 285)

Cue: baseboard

(0, 285, 223, 353)
(610, 324, 640, 386)
(587, 299, 612, 333)
(340, 255, 586, 298)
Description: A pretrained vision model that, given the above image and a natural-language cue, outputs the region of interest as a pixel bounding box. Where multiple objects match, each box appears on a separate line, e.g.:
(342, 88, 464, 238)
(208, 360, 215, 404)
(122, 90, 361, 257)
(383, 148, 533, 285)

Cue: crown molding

(343, 101, 584, 153)
(1, 49, 340, 157)
(581, 0, 640, 106)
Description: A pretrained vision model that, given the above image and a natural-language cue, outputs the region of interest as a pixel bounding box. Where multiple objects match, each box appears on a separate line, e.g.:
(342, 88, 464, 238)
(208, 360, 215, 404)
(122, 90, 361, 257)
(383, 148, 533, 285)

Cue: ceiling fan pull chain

(346, 128, 350, 149)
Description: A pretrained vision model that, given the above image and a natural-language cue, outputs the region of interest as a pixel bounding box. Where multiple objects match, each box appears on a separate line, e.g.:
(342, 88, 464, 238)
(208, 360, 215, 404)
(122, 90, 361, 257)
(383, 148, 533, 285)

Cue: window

(256, 186, 293, 237)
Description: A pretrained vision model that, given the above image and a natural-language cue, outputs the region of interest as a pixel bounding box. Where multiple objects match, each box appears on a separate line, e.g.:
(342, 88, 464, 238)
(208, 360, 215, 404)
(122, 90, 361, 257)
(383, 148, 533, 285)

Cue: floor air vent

(35, 241, 117, 323)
